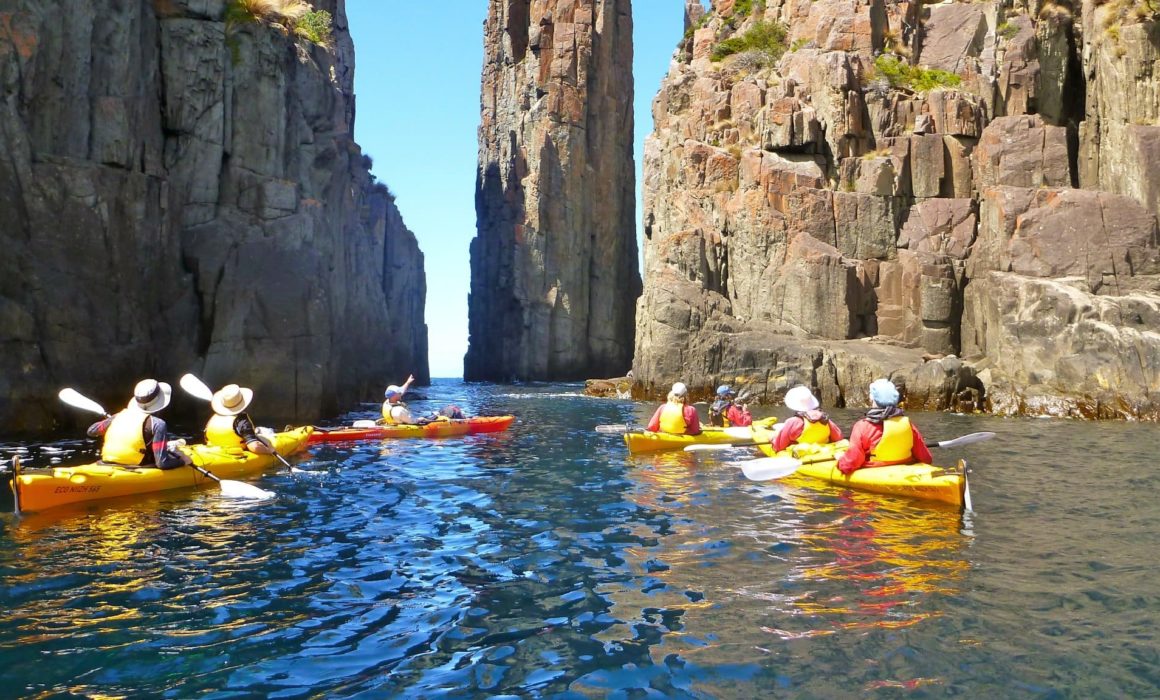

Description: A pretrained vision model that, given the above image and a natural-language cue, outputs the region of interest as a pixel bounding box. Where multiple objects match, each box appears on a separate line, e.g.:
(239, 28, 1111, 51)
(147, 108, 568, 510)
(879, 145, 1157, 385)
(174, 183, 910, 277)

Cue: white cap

(784, 385, 819, 413)
(670, 382, 688, 398)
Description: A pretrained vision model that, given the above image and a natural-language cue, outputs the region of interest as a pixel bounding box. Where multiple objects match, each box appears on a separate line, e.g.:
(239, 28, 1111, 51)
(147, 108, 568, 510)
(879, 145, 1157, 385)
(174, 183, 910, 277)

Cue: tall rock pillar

(468, 0, 640, 381)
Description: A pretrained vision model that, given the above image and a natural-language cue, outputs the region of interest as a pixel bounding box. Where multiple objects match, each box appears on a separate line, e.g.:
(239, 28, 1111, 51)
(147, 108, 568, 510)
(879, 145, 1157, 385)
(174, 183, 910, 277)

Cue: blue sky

(346, 2, 688, 378)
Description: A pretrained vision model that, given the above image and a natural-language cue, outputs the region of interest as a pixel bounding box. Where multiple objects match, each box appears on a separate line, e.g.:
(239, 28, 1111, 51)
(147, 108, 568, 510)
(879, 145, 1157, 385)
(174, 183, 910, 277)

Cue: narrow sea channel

(1, 380, 1157, 697)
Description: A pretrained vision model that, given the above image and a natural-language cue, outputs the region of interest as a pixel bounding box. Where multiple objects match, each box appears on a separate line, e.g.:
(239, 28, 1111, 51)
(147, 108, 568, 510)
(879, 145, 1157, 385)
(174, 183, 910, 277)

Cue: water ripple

(1, 383, 1159, 697)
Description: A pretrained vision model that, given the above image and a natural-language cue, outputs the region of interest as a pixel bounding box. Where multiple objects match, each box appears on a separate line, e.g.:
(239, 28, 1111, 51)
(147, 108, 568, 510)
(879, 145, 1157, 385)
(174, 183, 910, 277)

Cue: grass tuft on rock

(711, 20, 788, 63)
(225, 0, 333, 48)
(873, 55, 962, 93)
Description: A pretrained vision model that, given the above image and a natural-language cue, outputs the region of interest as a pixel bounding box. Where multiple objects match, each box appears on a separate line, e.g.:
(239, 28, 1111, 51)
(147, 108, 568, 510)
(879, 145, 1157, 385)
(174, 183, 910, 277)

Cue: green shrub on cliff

(873, 55, 961, 92)
(711, 20, 788, 63)
(225, 0, 333, 49)
(732, 0, 755, 17)
(295, 9, 333, 47)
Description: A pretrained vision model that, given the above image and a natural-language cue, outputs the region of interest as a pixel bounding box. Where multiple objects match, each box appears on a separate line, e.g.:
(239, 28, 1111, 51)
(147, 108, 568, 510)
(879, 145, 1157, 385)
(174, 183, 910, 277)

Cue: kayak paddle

(179, 373, 296, 470)
(594, 423, 644, 434)
(59, 385, 271, 500)
(686, 431, 996, 452)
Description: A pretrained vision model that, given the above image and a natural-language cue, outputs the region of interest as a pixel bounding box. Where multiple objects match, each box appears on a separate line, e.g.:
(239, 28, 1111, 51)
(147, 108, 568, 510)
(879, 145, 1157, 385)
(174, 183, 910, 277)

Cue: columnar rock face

(468, 0, 640, 381)
(0, 0, 428, 433)
(635, 0, 1160, 418)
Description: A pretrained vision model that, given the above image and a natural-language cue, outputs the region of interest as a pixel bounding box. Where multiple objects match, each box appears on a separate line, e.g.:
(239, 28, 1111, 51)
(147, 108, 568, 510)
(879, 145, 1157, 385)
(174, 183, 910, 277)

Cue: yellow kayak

(10, 427, 313, 513)
(625, 417, 778, 454)
(751, 425, 965, 507)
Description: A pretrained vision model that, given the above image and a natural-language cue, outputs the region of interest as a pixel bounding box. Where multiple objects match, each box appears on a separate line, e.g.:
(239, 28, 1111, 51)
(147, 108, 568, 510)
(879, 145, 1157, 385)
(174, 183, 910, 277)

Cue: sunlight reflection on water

(0, 381, 1158, 697)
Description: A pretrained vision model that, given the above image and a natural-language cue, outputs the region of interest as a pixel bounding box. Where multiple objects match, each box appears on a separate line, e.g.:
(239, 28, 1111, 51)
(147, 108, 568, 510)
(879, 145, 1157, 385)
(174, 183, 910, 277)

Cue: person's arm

(684, 405, 701, 435)
(87, 416, 112, 438)
(837, 421, 871, 474)
(236, 415, 273, 455)
(828, 420, 843, 442)
(772, 416, 803, 452)
(148, 417, 189, 469)
(646, 405, 664, 432)
(392, 405, 418, 425)
(399, 374, 416, 397)
(910, 423, 934, 463)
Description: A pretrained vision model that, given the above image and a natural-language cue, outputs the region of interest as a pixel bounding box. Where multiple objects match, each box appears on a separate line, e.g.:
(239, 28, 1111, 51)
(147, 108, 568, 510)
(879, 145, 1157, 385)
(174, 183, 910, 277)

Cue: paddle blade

(932, 431, 996, 449)
(595, 424, 632, 434)
(352, 419, 378, 428)
(179, 373, 214, 402)
(218, 479, 275, 500)
(58, 388, 108, 416)
(685, 443, 740, 452)
(739, 456, 802, 481)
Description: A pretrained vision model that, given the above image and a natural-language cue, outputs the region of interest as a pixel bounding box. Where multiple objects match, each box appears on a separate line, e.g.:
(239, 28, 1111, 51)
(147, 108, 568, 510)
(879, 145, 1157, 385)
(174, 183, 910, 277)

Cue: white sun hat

(131, 379, 172, 414)
(784, 385, 820, 413)
(670, 382, 688, 398)
(211, 384, 254, 416)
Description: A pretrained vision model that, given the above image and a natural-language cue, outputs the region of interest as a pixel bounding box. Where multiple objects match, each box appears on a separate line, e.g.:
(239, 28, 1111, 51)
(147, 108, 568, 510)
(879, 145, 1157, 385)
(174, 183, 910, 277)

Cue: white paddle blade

(594, 424, 631, 434)
(179, 373, 214, 401)
(58, 388, 108, 416)
(352, 419, 378, 428)
(218, 479, 275, 500)
(739, 456, 802, 482)
(684, 443, 739, 452)
(934, 431, 996, 449)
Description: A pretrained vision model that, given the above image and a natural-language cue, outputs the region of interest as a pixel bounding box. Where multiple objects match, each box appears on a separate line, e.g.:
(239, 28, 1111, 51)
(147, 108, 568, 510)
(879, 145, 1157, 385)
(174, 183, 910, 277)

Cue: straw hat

(784, 385, 820, 413)
(211, 384, 254, 416)
(131, 379, 171, 414)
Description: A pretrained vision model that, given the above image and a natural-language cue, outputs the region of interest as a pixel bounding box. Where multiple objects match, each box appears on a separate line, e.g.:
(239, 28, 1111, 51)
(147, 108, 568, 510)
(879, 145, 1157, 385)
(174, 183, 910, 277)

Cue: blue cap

(716, 385, 732, 397)
(869, 379, 900, 406)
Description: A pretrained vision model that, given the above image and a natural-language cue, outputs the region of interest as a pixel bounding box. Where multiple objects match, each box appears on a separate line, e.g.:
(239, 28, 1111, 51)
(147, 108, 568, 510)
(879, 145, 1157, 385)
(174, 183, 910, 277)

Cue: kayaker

(837, 379, 932, 475)
(86, 379, 191, 469)
(204, 384, 273, 454)
(381, 375, 466, 424)
(771, 385, 842, 452)
(708, 385, 753, 427)
(646, 382, 702, 435)
(381, 374, 418, 424)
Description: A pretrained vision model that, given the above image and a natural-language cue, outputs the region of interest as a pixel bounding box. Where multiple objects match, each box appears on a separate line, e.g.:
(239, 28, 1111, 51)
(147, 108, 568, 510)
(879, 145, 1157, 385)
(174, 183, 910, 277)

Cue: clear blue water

(1, 380, 1158, 698)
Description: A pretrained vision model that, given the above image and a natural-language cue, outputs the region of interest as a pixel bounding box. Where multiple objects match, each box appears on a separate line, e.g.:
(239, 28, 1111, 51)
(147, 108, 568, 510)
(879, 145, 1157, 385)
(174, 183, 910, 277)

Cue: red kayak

(308, 415, 515, 443)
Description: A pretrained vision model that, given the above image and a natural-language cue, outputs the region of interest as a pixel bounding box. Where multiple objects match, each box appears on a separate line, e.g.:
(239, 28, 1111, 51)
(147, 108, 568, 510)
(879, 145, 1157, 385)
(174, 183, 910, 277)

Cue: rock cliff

(468, 0, 641, 381)
(634, 0, 1160, 418)
(0, 0, 428, 433)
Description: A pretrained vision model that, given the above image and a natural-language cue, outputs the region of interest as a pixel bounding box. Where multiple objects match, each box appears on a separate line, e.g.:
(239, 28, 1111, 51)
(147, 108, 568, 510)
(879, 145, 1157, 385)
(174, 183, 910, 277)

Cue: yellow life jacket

(797, 417, 832, 444)
(870, 416, 914, 465)
(381, 401, 407, 425)
(658, 402, 688, 434)
(205, 413, 245, 450)
(101, 407, 149, 465)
